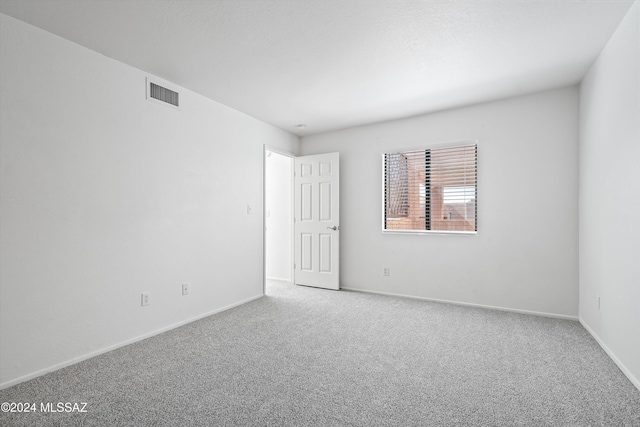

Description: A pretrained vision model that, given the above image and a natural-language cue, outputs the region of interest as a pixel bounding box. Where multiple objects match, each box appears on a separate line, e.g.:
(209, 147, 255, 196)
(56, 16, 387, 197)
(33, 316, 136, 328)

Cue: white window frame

(381, 141, 478, 235)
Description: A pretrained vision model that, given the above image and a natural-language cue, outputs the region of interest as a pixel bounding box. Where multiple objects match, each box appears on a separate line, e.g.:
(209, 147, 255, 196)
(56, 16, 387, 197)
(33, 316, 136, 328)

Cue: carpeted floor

(1, 280, 639, 426)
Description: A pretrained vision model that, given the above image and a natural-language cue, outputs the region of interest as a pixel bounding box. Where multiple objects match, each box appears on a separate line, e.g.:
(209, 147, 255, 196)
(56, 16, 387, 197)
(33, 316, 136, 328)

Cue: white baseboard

(579, 317, 640, 392)
(0, 294, 263, 390)
(341, 286, 579, 321)
(266, 276, 292, 282)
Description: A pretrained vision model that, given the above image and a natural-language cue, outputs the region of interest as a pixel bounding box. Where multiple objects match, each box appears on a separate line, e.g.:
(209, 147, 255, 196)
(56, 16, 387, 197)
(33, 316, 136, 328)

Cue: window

(383, 143, 477, 233)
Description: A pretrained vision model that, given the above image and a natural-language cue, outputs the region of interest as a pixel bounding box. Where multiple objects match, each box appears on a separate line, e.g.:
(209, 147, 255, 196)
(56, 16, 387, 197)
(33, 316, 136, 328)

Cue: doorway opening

(264, 148, 294, 294)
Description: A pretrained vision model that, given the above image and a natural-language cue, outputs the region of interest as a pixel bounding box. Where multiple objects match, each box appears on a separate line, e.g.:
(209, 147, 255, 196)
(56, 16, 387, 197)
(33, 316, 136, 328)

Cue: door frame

(262, 145, 295, 295)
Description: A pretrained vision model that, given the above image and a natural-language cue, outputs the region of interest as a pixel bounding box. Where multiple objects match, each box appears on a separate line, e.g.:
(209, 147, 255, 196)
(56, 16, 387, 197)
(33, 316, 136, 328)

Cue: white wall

(265, 150, 293, 281)
(579, 1, 639, 389)
(301, 87, 579, 318)
(0, 14, 299, 388)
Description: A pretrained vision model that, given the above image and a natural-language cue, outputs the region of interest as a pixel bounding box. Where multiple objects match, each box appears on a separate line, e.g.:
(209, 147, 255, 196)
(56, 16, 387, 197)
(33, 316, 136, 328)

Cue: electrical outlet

(182, 283, 189, 296)
(383, 267, 390, 276)
(247, 204, 252, 214)
(141, 292, 150, 306)
(597, 295, 601, 310)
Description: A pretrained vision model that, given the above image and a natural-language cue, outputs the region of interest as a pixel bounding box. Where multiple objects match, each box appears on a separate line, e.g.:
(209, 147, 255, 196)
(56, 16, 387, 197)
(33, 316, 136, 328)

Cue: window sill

(382, 229, 477, 236)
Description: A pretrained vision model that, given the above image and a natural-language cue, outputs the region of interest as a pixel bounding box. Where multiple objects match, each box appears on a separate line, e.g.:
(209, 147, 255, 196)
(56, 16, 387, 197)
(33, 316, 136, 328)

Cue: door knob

(326, 226, 339, 231)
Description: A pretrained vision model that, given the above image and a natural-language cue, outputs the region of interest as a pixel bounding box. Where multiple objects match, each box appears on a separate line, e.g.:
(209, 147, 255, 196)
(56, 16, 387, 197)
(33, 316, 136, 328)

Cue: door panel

(301, 183, 312, 221)
(319, 233, 332, 273)
(301, 233, 313, 271)
(319, 182, 332, 221)
(294, 152, 340, 290)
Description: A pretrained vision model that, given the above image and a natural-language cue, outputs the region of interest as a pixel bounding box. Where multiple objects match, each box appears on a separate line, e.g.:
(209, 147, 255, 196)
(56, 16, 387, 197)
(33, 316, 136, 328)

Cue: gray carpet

(1, 280, 639, 426)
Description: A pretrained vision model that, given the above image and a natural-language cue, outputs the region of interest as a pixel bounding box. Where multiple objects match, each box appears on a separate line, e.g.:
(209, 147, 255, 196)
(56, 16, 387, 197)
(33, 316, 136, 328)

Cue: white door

(294, 152, 340, 290)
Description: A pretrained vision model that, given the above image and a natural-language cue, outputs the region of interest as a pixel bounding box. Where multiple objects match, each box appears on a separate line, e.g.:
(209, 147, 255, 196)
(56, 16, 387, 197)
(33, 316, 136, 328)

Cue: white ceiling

(0, 0, 634, 136)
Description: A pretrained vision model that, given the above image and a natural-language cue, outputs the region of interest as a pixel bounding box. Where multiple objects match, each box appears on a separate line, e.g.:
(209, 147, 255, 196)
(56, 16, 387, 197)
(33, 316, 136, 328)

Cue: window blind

(384, 143, 477, 233)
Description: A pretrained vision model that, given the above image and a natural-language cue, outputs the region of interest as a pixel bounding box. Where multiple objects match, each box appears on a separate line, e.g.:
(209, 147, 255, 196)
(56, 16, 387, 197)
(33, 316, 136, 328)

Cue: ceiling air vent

(146, 77, 180, 109)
